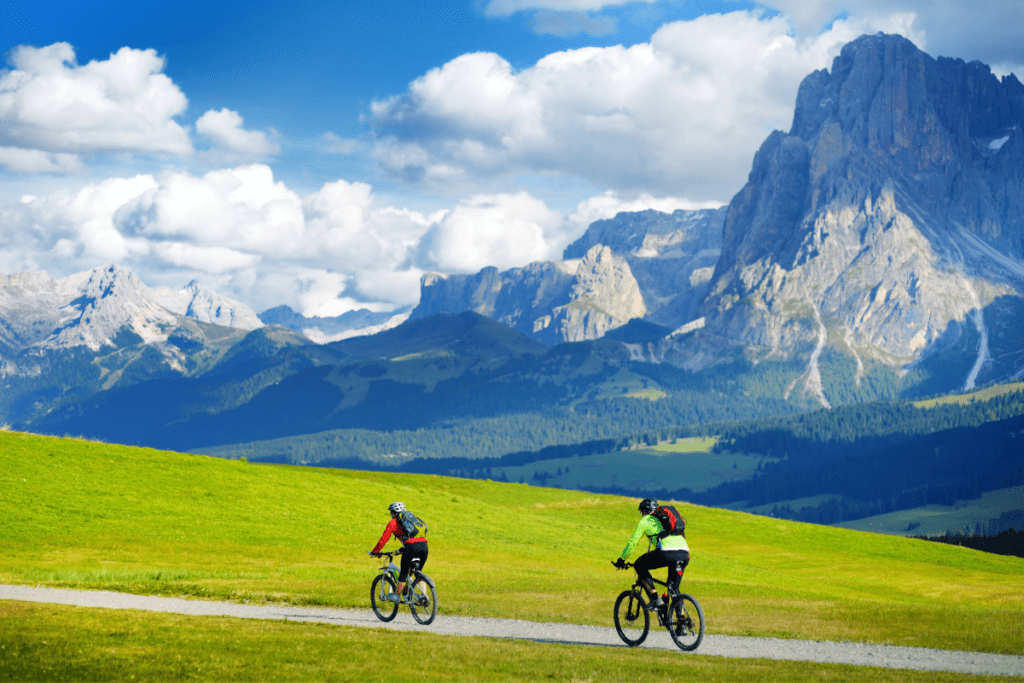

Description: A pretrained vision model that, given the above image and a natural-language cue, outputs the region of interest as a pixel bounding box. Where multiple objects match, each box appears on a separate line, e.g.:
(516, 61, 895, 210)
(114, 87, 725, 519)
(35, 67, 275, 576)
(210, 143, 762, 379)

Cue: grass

(834, 485, 1024, 536)
(497, 438, 764, 492)
(2, 430, 1023, 659)
(913, 383, 1024, 408)
(0, 601, 1012, 682)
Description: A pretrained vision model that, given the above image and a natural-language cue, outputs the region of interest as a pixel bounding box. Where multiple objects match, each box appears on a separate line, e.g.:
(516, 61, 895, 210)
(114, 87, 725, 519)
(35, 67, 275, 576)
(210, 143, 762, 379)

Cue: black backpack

(397, 511, 428, 541)
(652, 505, 686, 539)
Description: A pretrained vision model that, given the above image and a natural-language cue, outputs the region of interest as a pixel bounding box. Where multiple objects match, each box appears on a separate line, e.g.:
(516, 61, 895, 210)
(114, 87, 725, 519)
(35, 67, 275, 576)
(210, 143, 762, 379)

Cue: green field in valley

(833, 485, 1024, 537)
(1, 429, 1023, 679)
(914, 382, 1024, 409)
(493, 436, 767, 492)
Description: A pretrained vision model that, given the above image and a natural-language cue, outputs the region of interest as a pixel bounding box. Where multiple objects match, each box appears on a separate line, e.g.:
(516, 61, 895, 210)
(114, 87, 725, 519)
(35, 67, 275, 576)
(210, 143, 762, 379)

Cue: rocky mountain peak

(683, 33, 1024, 398)
(1, 265, 263, 357)
(152, 280, 263, 331)
(411, 207, 725, 343)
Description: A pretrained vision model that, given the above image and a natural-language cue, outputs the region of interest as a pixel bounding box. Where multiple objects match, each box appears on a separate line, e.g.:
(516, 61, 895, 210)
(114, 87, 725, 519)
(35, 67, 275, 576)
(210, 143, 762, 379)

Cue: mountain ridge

(659, 33, 1024, 402)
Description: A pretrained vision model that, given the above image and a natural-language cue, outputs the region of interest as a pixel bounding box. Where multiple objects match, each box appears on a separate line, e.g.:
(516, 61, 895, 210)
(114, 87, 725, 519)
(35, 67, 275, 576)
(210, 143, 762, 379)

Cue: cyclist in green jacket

(614, 498, 690, 610)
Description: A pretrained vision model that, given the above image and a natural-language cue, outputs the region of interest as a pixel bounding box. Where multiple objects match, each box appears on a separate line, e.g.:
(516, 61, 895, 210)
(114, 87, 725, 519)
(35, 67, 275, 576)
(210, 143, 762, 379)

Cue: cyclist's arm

(371, 518, 398, 554)
(620, 516, 660, 560)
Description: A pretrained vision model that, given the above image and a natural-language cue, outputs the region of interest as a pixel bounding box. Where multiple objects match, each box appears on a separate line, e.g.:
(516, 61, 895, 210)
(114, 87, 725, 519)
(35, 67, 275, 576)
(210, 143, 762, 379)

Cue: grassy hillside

(914, 382, 1024, 409)
(1, 430, 1022, 657)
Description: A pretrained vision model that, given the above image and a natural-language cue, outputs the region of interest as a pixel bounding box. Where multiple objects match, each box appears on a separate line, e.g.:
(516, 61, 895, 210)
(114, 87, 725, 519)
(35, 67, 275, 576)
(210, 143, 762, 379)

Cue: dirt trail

(2, 584, 1022, 677)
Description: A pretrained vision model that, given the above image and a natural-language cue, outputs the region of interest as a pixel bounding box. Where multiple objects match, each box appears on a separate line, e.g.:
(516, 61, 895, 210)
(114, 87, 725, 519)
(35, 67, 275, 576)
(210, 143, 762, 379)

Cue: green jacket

(620, 514, 689, 560)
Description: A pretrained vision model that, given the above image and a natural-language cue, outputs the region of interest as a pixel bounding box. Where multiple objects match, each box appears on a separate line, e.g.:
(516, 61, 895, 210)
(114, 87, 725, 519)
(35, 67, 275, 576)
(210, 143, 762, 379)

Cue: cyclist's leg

(399, 541, 428, 595)
(410, 541, 428, 571)
(634, 551, 669, 605)
(663, 550, 689, 594)
(397, 547, 413, 595)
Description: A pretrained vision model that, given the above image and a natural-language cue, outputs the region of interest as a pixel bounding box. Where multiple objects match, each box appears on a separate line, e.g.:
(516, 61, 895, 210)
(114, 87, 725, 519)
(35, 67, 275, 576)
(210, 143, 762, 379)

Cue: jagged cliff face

(153, 281, 263, 331)
(565, 208, 725, 329)
(412, 208, 725, 343)
(681, 34, 1024, 397)
(412, 245, 645, 344)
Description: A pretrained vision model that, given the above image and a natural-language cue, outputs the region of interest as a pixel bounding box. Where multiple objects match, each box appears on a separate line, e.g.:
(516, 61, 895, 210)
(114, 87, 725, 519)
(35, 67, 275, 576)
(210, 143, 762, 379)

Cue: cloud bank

(0, 165, 694, 317)
(0, 43, 280, 174)
(369, 10, 922, 201)
(0, 43, 191, 173)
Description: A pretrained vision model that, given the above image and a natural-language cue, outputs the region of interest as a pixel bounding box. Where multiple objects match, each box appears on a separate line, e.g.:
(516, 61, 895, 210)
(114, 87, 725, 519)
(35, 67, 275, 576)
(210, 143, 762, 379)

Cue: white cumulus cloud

(0, 164, 698, 318)
(0, 42, 192, 172)
(369, 10, 925, 201)
(196, 108, 280, 158)
(0, 147, 84, 175)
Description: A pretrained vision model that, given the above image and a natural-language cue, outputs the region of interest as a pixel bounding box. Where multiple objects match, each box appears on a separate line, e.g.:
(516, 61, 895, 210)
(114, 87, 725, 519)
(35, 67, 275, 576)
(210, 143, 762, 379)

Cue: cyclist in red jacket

(369, 501, 429, 601)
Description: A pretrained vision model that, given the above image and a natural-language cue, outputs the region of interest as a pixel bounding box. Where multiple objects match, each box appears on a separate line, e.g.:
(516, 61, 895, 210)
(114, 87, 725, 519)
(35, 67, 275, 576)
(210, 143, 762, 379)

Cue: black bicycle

(612, 560, 704, 651)
(369, 549, 438, 625)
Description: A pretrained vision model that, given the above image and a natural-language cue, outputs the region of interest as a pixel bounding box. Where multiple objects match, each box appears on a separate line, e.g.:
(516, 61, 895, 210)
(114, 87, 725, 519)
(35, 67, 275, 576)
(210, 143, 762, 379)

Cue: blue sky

(1, 0, 1022, 322)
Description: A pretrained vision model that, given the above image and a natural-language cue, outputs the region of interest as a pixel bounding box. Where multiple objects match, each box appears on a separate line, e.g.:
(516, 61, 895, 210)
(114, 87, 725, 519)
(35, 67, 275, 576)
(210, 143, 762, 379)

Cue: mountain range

(1, 32, 1022, 458)
(410, 33, 1024, 407)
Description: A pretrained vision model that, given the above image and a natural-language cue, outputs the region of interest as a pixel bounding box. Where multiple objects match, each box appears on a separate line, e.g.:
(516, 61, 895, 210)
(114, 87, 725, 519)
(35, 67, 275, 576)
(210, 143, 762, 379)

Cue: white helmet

(388, 501, 405, 514)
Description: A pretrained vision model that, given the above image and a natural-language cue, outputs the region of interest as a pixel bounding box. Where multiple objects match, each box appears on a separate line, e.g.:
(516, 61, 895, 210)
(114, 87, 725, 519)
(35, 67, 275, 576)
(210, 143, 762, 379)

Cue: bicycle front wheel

(409, 574, 438, 625)
(371, 574, 399, 622)
(666, 593, 704, 651)
(613, 589, 650, 647)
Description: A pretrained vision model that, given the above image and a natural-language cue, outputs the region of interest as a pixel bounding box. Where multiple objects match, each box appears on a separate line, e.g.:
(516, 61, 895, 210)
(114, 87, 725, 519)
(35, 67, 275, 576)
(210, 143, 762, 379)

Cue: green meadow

(494, 437, 766, 492)
(833, 485, 1024, 536)
(1, 429, 1023, 675)
(0, 601, 1004, 682)
(914, 382, 1024, 409)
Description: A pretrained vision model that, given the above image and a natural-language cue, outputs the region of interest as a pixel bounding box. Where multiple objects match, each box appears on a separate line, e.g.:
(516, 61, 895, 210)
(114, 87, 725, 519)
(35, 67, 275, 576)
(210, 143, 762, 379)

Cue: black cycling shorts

(634, 548, 690, 592)
(399, 541, 428, 582)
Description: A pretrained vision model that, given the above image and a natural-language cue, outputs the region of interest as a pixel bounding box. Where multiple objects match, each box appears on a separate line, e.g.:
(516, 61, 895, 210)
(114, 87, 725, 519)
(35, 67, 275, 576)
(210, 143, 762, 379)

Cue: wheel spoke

(409, 575, 438, 625)
(666, 594, 704, 651)
(614, 590, 650, 647)
(370, 574, 399, 622)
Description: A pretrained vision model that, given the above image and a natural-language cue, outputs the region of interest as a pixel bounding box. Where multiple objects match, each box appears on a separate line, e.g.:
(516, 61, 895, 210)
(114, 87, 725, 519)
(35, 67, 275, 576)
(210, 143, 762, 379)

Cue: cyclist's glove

(613, 558, 627, 569)
(368, 551, 380, 557)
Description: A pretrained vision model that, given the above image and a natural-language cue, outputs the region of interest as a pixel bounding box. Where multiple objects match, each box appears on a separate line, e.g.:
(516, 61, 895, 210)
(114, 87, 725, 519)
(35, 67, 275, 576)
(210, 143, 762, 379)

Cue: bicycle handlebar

(369, 549, 403, 558)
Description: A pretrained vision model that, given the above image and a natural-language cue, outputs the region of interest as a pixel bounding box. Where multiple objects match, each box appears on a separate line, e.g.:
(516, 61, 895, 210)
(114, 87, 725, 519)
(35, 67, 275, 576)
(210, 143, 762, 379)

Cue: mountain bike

(612, 560, 704, 651)
(369, 549, 438, 625)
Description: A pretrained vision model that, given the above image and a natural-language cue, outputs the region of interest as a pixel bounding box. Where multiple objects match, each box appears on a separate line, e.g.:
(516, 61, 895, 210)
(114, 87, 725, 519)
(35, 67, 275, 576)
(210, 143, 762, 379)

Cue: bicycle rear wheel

(371, 574, 399, 622)
(666, 593, 704, 651)
(409, 574, 438, 625)
(613, 589, 650, 647)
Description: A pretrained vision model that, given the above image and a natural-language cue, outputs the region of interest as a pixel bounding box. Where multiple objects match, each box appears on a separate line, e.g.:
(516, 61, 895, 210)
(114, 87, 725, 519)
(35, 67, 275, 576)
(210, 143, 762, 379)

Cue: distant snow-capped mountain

(258, 305, 411, 343)
(0, 265, 261, 356)
(153, 280, 264, 331)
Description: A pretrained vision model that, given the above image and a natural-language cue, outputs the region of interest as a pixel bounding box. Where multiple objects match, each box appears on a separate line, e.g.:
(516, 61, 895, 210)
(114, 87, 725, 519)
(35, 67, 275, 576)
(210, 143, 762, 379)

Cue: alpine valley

(2, 33, 1023, 537)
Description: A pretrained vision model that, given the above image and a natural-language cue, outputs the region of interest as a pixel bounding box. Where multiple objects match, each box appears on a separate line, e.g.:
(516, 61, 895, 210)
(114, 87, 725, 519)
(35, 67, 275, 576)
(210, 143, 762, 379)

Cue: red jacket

(372, 517, 426, 554)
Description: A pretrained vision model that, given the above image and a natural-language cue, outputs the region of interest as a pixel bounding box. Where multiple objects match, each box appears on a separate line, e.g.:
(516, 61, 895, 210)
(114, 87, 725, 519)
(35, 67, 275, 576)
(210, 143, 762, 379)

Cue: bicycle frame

(613, 559, 704, 651)
(369, 548, 439, 625)
(374, 550, 434, 592)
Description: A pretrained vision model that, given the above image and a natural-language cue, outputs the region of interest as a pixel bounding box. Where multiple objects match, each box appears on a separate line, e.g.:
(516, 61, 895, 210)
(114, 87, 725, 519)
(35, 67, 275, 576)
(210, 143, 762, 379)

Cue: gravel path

(3, 584, 1022, 678)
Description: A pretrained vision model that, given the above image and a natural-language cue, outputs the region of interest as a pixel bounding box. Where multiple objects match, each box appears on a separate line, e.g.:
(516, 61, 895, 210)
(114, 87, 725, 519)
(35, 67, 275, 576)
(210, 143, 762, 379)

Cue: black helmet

(638, 498, 658, 514)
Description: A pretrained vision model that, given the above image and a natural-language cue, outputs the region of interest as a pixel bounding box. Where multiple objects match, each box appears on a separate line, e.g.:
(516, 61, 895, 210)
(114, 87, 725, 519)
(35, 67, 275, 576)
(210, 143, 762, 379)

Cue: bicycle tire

(370, 574, 399, 622)
(613, 589, 650, 647)
(409, 573, 438, 625)
(666, 593, 704, 651)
